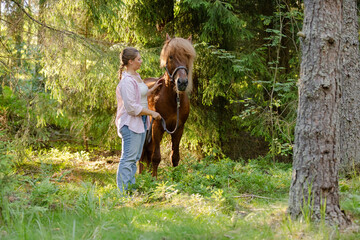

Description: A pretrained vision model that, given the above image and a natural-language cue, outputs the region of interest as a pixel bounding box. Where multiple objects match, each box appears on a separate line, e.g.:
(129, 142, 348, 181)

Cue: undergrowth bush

(340, 173, 360, 221)
(0, 130, 16, 225)
(30, 177, 59, 207)
(160, 156, 292, 199)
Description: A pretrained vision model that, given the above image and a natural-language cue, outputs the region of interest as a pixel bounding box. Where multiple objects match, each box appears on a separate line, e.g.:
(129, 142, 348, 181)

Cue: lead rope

(146, 92, 180, 144)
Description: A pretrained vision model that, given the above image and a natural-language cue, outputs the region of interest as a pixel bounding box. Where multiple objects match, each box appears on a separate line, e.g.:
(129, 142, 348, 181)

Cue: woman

(115, 47, 162, 193)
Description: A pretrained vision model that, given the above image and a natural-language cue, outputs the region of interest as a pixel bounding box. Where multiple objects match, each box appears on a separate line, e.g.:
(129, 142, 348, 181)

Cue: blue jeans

(117, 116, 147, 193)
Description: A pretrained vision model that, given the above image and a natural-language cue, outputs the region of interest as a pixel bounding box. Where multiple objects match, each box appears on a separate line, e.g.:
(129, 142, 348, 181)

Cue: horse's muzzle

(177, 78, 188, 91)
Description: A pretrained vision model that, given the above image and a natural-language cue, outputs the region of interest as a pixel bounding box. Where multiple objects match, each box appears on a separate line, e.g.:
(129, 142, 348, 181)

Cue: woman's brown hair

(118, 47, 139, 80)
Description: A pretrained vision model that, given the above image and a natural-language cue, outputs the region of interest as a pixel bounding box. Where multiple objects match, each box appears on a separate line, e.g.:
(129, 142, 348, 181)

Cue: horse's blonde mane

(160, 37, 196, 94)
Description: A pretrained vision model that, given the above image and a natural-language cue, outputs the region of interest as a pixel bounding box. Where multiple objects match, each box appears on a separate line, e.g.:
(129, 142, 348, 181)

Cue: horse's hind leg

(139, 138, 156, 174)
(170, 126, 184, 167)
(139, 148, 148, 174)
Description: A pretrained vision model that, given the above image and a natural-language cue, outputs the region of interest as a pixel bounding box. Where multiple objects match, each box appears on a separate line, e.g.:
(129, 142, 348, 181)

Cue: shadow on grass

(16, 161, 116, 186)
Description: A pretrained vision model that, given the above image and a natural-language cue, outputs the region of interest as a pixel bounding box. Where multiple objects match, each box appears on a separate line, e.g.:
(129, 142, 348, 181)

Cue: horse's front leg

(150, 121, 164, 177)
(170, 125, 184, 167)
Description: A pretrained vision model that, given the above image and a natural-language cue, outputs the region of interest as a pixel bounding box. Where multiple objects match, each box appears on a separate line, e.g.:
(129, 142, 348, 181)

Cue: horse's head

(160, 34, 196, 93)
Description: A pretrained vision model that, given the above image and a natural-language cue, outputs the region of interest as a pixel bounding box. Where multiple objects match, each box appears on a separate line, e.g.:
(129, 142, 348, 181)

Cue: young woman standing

(115, 47, 162, 193)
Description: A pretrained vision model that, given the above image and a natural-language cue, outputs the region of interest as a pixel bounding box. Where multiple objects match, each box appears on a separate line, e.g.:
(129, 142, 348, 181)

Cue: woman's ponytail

(118, 63, 125, 81)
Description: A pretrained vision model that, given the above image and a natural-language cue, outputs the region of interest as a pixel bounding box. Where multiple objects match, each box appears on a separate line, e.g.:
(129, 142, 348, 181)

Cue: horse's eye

(169, 56, 173, 60)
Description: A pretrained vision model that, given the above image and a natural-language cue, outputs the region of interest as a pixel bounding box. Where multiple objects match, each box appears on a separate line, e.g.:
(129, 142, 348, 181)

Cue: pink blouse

(115, 72, 150, 137)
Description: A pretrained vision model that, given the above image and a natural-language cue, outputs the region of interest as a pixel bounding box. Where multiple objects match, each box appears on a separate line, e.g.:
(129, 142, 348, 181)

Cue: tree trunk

(35, 0, 46, 82)
(13, 0, 24, 67)
(339, 0, 360, 175)
(288, 0, 351, 227)
(82, 15, 89, 152)
(0, 1, 2, 33)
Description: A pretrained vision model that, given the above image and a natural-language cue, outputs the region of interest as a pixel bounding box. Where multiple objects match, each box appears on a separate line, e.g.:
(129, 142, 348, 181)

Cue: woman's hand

(153, 79, 163, 89)
(148, 79, 163, 94)
(140, 108, 161, 120)
(151, 111, 162, 120)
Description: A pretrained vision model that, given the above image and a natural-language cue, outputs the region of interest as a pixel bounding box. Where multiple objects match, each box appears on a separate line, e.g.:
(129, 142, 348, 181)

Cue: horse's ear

(187, 35, 192, 43)
(166, 33, 171, 41)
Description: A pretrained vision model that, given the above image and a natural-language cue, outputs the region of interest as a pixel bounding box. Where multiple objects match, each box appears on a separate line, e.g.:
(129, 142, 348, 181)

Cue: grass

(1, 143, 360, 239)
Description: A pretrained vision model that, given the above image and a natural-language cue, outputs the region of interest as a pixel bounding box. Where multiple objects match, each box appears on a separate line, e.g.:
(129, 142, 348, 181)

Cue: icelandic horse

(140, 34, 196, 177)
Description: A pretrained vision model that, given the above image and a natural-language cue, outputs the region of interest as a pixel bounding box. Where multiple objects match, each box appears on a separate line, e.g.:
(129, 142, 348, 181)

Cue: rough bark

(339, 0, 360, 175)
(288, 0, 351, 227)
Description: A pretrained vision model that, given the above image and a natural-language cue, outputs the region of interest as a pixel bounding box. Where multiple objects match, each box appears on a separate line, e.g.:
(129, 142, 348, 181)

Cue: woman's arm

(120, 77, 162, 120)
(120, 78, 143, 116)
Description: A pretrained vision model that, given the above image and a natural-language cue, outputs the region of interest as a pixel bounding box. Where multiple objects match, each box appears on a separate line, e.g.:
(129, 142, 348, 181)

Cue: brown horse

(140, 34, 196, 177)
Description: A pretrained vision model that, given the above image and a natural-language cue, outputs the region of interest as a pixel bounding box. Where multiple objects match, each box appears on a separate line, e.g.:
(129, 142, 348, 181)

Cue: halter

(161, 63, 189, 134)
(165, 64, 189, 82)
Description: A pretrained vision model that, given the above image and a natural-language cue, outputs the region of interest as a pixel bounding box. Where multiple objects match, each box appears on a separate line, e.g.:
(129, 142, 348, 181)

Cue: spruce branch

(10, 0, 114, 50)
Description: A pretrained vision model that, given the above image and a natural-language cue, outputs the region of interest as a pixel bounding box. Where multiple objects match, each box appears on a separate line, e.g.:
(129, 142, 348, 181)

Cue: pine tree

(288, 0, 351, 227)
(339, 0, 360, 175)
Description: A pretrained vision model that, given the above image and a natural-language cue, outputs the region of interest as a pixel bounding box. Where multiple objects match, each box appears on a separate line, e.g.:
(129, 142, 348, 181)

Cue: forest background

(0, 0, 306, 159)
(1, 0, 360, 239)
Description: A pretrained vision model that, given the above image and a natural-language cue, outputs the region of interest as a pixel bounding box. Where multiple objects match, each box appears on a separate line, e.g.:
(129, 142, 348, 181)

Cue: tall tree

(35, 0, 46, 79)
(339, 0, 360, 174)
(288, 0, 350, 226)
(8, 0, 24, 67)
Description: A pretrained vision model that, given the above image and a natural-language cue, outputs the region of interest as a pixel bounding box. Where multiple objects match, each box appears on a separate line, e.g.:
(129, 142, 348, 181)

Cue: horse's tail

(145, 118, 153, 146)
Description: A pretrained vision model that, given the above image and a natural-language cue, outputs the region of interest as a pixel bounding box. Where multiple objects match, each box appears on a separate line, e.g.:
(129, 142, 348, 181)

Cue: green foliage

(122, 0, 174, 46)
(342, 194, 360, 217)
(136, 171, 158, 192)
(340, 174, 360, 218)
(148, 181, 179, 202)
(0, 131, 17, 226)
(0, 85, 68, 148)
(84, 0, 125, 40)
(301, 182, 314, 225)
(30, 177, 59, 207)
(179, 0, 252, 49)
(227, 3, 300, 159)
(75, 183, 101, 216)
(0, 86, 27, 129)
(0, 131, 14, 193)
